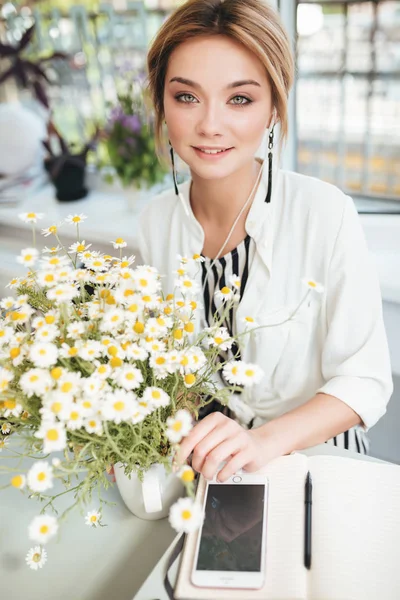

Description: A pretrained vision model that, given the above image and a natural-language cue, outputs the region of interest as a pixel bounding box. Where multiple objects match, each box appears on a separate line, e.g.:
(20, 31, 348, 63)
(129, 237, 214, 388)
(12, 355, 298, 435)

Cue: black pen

(304, 471, 312, 569)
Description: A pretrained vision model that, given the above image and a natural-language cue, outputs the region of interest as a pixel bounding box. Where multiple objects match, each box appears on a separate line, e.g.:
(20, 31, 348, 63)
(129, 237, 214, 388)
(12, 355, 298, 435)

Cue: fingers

(217, 449, 258, 482)
(176, 412, 227, 465)
(200, 436, 246, 481)
(191, 422, 236, 474)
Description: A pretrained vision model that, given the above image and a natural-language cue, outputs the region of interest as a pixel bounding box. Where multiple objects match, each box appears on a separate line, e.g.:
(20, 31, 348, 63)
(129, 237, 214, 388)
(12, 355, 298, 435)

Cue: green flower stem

(55, 233, 75, 268)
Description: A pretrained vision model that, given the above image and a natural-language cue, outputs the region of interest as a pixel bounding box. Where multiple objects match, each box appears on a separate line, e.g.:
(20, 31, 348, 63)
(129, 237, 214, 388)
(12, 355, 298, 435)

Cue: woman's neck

(189, 157, 263, 228)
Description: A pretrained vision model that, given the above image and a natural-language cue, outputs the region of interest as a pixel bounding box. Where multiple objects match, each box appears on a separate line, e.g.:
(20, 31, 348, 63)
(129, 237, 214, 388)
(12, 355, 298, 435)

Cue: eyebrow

(169, 77, 261, 89)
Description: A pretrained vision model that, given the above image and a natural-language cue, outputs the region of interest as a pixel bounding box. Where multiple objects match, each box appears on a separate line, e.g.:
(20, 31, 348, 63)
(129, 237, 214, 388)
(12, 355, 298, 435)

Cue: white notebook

(174, 452, 400, 600)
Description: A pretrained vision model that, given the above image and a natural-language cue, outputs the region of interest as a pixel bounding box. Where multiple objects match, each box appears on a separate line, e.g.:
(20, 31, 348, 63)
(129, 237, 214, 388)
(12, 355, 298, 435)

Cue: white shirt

(132, 164, 393, 432)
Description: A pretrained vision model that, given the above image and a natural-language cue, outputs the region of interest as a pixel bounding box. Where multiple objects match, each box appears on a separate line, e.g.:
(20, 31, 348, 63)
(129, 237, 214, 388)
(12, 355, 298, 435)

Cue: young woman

(133, 0, 393, 482)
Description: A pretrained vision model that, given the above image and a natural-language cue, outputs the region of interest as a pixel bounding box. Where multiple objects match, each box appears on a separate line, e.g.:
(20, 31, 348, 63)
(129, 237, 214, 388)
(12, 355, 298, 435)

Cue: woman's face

(164, 35, 274, 180)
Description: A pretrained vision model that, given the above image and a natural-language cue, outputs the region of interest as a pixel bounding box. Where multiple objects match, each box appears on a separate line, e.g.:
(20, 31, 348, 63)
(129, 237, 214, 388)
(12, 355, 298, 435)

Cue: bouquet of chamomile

(0, 211, 266, 571)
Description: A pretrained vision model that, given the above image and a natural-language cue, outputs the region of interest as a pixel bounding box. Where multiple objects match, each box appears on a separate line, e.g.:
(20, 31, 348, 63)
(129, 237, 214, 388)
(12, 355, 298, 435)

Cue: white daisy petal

(168, 497, 203, 533)
(26, 546, 48, 570)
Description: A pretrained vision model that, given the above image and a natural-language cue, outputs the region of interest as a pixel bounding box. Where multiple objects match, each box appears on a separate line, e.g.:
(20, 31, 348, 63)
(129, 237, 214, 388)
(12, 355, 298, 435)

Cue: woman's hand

(176, 412, 277, 482)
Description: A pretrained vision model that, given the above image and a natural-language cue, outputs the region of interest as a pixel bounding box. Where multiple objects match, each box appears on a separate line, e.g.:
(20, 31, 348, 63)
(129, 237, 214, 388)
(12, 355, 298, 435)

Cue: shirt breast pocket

(254, 294, 323, 399)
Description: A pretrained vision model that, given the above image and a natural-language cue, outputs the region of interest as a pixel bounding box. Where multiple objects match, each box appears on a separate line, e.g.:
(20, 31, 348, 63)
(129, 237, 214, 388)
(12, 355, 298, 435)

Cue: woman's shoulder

(279, 169, 350, 217)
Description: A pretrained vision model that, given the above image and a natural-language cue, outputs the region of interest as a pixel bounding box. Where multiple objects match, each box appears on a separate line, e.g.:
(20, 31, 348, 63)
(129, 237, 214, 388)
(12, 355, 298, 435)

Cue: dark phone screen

(196, 483, 266, 572)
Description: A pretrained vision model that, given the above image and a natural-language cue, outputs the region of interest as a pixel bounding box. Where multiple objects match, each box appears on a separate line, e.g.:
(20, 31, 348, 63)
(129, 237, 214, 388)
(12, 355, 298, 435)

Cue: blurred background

(0, 0, 399, 462)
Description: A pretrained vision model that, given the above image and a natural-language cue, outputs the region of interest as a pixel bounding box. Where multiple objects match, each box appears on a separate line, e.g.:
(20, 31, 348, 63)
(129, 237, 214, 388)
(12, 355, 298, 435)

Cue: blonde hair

(145, 0, 294, 166)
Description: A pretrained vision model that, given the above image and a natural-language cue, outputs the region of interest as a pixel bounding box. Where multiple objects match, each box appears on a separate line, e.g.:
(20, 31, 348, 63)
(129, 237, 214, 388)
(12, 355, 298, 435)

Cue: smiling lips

(193, 146, 234, 158)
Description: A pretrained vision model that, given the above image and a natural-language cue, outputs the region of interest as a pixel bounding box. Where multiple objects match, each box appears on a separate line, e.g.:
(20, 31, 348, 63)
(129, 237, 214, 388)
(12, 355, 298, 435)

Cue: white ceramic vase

(114, 461, 185, 520)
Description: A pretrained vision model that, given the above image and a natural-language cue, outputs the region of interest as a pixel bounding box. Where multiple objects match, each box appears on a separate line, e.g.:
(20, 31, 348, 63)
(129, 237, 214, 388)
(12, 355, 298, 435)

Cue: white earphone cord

(200, 138, 270, 294)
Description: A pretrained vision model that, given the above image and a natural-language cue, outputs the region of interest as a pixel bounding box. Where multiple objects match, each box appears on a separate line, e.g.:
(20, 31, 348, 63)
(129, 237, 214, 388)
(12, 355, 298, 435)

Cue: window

(295, 0, 400, 210)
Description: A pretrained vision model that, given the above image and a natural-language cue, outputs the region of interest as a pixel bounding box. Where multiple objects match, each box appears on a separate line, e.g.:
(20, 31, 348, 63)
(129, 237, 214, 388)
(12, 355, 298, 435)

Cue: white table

(0, 436, 177, 600)
(134, 444, 390, 600)
(1, 443, 389, 600)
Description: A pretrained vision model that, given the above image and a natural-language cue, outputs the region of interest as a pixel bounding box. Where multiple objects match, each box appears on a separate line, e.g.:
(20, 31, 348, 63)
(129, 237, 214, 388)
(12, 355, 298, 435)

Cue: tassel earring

(265, 124, 275, 204)
(168, 139, 190, 217)
(169, 140, 180, 196)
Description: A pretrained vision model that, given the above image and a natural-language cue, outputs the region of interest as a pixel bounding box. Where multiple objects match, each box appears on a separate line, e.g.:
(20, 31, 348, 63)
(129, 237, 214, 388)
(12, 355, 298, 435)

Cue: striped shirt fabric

(198, 234, 369, 456)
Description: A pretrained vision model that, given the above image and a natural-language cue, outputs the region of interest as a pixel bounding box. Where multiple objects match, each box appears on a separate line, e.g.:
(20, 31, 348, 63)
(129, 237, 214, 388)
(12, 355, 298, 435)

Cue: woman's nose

(196, 102, 226, 138)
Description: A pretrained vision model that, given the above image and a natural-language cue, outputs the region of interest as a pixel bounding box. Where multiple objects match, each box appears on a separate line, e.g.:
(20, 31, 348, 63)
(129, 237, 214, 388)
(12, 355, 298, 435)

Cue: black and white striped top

(198, 234, 370, 455)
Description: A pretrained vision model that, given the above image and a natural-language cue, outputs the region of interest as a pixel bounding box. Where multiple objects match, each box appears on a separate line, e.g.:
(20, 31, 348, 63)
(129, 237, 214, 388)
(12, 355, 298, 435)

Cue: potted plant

(43, 120, 99, 201)
(0, 23, 68, 109)
(0, 211, 293, 570)
(102, 71, 168, 210)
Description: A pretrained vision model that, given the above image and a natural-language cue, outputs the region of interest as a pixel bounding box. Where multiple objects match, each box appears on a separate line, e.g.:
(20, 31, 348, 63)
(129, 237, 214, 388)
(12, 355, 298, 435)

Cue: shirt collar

(177, 160, 280, 274)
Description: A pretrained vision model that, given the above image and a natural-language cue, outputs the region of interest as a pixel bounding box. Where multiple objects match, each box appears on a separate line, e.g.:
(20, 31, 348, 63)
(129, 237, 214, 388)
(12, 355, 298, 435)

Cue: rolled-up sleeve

(316, 195, 393, 431)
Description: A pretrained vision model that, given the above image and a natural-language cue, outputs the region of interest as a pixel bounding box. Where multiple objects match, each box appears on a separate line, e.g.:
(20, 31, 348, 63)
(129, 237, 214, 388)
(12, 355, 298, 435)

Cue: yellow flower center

(61, 382, 73, 393)
(172, 421, 182, 432)
(90, 515, 98, 522)
(177, 268, 185, 276)
(110, 357, 122, 368)
(115, 238, 124, 244)
(46, 429, 59, 441)
(44, 274, 54, 283)
(245, 369, 255, 377)
(27, 212, 36, 219)
(214, 337, 224, 345)
(49, 226, 57, 234)
(11, 475, 23, 488)
(70, 411, 79, 420)
(156, 357, 166, 365)
(72, 216, 81, 223)
(166, 294, 174, 301)
(45, 315, 56, 324)
(184, 322, 194, 333)
(40, 525, 49, 534)
(185, 374, 196, 385)
(89, 420, 96, 427)
(37, 472, 46, 482)
(4, 399, 15, 409)
(113, 401, 125, 412)
(181, 510, 192, 520)
(51, 367, 62, 380)
(308, 281, 316, 288)
(183, 281, 192, 288)
(133, 321, 145, 334)
(10, 347, 20, 359)
(164, 307, 172, 315)
(180, 356, 189, 366)
(32, 552, 41, 563)
(181, 469, 194, 483)
(221, 287, 230, 295)
(128, 303, 138, 312)
(51, 402, 62, 414)
(108, 346, 118, 357)
(174, 329, 183, 340)
(68, 347, 78, 356)
(98, 365, 107, 374)
(24, 254, 33, 262)
(29, 375, 39, 382)
(152, 391, 161, 399)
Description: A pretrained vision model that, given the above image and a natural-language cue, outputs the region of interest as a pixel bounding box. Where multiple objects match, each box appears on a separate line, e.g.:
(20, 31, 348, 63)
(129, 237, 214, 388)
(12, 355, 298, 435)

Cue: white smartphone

(191, 470, 268, 590)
